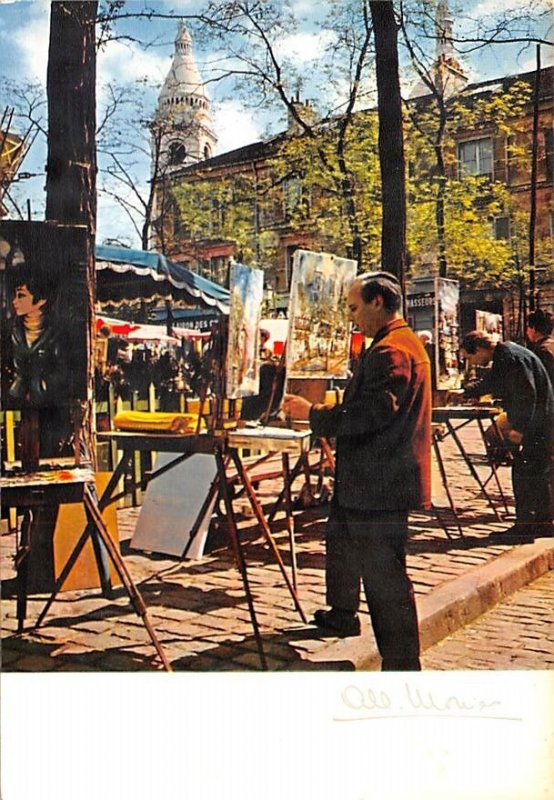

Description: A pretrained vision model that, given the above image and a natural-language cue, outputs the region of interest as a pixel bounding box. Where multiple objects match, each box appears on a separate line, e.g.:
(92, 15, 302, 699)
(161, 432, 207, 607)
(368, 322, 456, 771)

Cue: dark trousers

(512, 443, 554, 525)
(325, 505, 421, 671)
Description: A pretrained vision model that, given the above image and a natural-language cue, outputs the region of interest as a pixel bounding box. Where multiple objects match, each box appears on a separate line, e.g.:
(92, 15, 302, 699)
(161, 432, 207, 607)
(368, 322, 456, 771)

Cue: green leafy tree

(404, 73, 538, 288)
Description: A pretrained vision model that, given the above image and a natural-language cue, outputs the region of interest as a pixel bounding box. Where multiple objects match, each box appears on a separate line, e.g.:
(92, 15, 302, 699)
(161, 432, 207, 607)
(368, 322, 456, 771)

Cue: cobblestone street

(422, 570, 554, 669)
(1, 422, 553, 673)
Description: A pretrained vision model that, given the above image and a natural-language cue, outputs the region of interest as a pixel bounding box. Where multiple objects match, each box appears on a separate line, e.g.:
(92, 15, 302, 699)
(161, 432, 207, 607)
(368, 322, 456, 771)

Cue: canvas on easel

(286, 249, 357, 380)
(0, 220, 89, 460)
(0, 220, 99, 591)
(225, 262, 264, 398)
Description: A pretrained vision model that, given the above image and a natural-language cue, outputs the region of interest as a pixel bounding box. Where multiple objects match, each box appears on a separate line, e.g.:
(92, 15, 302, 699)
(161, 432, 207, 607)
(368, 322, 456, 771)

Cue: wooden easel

(97, 317, 308, 670)
(15, 406, 112, 595)
(116, 322, 308, 669)
(6, 407, 171, 671)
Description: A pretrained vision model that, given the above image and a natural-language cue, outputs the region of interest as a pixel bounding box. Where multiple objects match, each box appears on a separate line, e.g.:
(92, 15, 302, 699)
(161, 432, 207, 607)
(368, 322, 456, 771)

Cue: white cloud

(213, 100, 261, 153)
(98, 39, 170, 87)
(9, 5, 171, 89)
(519, 48, 554, 72)
(276, 29, 338, 65)
(11, 1, 50, 83)
(290, 0, 322, 15)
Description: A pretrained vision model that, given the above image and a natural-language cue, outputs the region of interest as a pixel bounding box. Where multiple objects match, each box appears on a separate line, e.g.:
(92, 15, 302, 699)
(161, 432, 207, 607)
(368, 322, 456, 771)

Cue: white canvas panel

(131, 452, 218, 558)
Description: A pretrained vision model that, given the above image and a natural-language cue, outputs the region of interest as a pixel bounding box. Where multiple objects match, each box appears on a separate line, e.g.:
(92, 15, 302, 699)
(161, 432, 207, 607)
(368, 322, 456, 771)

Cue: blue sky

(0, 0, 552, 246)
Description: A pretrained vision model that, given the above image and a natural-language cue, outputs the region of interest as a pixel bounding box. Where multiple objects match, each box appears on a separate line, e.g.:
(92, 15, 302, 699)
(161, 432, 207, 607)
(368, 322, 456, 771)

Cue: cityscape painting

(286, 249, 357, 379)
(225, 262, 264, 398)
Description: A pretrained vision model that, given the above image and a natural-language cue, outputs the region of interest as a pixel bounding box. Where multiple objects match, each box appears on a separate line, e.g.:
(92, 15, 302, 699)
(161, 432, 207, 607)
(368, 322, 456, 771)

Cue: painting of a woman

(8, 267, 67, 406)
(7, 264, 72, 456)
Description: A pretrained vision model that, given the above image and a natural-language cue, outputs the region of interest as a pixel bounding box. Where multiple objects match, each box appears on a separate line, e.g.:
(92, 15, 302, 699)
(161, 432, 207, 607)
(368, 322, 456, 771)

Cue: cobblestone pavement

(421, 570, 554, 670)
(1, 421, 552, 672)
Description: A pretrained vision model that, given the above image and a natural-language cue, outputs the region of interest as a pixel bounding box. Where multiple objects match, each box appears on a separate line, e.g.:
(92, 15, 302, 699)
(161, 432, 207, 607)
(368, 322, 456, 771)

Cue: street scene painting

(225, 262, 264, 398)
(436, 277, 461, 390)
(476, 309, 503, 343)
(0, 220, 89, 457)
(286, 249, 357, 379)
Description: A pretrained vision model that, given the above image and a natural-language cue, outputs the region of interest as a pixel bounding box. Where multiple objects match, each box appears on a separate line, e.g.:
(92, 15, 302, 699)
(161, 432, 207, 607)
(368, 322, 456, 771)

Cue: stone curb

(292, 537, 554, 672)
(417, 537, 554, 651)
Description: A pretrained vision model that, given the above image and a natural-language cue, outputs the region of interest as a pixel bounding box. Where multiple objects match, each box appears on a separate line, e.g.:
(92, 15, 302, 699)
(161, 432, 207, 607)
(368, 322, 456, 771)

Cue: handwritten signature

(334, 682, 522, 722)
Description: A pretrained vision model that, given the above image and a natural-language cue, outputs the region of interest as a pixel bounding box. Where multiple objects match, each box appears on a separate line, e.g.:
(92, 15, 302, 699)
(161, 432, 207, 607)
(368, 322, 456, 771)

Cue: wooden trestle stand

(97, 428, 309, 671)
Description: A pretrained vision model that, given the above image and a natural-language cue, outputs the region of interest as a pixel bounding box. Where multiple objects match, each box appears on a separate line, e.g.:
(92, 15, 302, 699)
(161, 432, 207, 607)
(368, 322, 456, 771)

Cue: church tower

(436, 0, 455, 61)
(152, 22, 218, 173)
(410, 0, 468, 100)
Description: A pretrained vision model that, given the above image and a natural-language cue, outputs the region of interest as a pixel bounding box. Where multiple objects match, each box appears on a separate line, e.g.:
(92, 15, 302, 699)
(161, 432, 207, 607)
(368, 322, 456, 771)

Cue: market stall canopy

(170, 326, 212, 341)
(95, 244, 230, 313)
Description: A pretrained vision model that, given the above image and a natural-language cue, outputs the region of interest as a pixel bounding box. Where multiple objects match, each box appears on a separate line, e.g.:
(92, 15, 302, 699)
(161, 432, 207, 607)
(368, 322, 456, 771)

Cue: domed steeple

(409, 0, 467, 100)
(436, 0, 455, 61)
(153, 21, 218, 172)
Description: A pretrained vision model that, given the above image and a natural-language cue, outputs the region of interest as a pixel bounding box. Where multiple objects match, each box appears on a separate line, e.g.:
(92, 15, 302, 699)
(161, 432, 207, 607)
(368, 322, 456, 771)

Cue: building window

(285, 244, 300, 289)
(494, 216, 510, 240)
(544, 127, 554, 184)
(168, 141, 187, 165)
(458, 137, 493, 178)
(203, 143, 212, 160)
(283, 176, 310, 220)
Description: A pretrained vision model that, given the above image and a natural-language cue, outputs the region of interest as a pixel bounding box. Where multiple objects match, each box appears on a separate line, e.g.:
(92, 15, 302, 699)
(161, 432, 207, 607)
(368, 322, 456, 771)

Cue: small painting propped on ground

(0, 220, 89, 459)
(226, 263, 264, 398)
(286, 249, 357, 379)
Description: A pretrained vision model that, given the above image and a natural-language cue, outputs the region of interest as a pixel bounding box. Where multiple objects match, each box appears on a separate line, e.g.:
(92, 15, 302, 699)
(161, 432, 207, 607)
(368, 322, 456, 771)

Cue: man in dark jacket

(460, 331, 554, 538)
(526, 309, 554, 388)
(283, 271, 431, 671)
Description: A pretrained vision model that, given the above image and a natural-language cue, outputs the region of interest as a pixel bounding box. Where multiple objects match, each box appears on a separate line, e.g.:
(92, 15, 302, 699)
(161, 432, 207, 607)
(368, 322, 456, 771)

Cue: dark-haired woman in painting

(7, 265, 72, 458)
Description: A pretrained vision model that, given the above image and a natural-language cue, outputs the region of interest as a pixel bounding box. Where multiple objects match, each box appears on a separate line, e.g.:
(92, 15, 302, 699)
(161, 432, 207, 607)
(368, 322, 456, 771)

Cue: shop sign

(407, 292, 434, 309)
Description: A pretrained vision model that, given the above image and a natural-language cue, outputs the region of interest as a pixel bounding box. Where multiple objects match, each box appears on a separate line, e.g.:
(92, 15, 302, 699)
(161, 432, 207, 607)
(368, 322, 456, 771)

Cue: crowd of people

(95, 335, 203, 410)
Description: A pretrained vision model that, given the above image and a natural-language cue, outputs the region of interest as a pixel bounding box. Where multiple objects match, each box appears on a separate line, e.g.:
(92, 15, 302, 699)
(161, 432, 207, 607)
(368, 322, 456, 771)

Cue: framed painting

(475, 309, 503, 343)
(436, 277, 461, 390)
(0, 220, 89, 458)
(225, 263, 264, 398)
(286, 249, 357, 379)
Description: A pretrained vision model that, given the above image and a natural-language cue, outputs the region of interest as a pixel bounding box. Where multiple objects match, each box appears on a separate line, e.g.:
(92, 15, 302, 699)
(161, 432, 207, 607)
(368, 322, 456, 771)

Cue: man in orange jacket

(283, 271, 432, 671)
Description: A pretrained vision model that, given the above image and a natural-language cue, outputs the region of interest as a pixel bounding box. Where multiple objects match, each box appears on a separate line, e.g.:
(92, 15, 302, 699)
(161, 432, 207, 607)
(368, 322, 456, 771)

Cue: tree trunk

(46, 1, 97, 228)
(369, 1, 407, 286)
(45, 0, 98, 461)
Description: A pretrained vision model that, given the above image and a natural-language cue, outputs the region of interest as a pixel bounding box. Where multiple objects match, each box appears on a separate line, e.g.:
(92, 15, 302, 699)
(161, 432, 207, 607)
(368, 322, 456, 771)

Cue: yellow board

(53, 472, 121, 591)
(114, 410, 204, 433)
